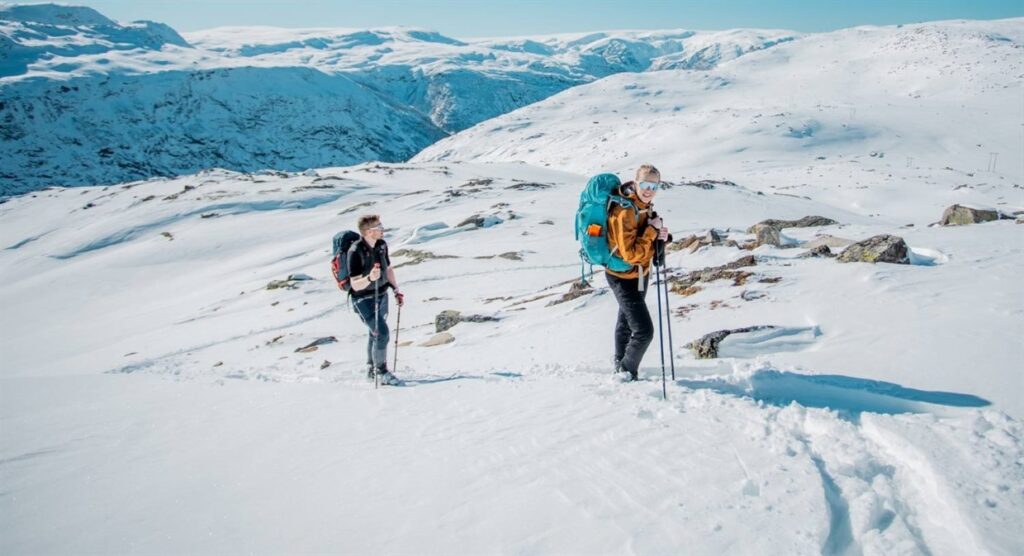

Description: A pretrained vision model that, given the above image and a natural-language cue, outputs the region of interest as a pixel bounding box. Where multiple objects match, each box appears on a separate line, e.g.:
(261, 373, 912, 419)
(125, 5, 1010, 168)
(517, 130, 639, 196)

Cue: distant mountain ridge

(0, 3, 798, 195)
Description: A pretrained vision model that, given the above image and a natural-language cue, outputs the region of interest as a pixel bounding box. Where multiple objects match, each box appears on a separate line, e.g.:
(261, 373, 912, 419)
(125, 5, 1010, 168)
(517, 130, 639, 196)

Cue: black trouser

(352, 293, 389, 369)
(606, 272, 653, 377)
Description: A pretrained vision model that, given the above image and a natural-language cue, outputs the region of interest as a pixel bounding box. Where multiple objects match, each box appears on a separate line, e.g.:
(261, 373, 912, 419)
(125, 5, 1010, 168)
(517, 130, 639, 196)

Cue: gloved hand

(394, 290, 405, 307)
(649, 215, 663, 230)
(658, 226, 670, 241)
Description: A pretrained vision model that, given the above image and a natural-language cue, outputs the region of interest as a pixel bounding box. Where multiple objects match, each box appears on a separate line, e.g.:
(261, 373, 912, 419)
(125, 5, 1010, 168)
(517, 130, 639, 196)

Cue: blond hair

(635, 164, 660, 183)
(357, 214, 381, 232)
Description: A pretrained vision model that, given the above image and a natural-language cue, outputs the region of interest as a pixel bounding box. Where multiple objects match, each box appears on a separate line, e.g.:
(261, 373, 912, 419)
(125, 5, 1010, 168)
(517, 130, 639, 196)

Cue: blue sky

(12, 0, 1024, 35)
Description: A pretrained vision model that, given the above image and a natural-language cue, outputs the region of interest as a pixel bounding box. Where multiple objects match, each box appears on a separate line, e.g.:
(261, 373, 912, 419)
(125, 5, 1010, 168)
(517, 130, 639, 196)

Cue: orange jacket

(606, 183, 658, 280)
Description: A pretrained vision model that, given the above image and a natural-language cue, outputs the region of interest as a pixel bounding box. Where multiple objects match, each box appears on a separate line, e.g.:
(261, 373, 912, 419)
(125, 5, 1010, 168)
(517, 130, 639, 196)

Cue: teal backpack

(575, 173, 636, 277)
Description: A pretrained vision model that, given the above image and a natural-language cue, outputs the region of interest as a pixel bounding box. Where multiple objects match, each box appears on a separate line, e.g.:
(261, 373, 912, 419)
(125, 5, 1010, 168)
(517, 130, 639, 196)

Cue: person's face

(364, 221, 384, 239)
(637, 176, 660, 203)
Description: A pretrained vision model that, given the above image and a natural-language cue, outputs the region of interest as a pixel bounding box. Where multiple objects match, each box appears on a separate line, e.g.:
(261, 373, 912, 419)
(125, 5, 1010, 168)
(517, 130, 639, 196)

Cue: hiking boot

(613, 366, 638, 383)
(377, 370, 402, 386)
(365, 364, 375, 381)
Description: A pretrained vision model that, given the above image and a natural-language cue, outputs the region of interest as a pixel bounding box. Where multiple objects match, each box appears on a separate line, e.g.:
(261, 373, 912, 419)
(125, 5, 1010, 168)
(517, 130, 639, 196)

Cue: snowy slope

(2, 12, 1023, 556)
(0, 3, 187, 77)
(0, 3, 797, 194)
(0, 66, 445, 192)
(415, 18, 1024, 221)
(1, 159, 1021, 554)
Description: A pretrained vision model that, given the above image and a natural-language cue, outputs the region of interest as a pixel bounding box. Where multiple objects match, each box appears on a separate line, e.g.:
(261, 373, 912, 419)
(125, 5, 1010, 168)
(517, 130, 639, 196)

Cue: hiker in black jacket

(348, 214, 405, 385)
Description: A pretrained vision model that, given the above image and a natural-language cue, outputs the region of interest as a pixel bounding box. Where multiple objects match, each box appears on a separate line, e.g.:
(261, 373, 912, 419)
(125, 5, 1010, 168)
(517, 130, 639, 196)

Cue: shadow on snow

(678, 369, 990, 418)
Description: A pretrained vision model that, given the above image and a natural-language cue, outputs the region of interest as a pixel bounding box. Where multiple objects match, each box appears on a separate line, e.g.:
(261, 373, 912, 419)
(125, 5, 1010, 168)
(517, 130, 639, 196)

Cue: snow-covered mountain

(0, 3, 796, 195)
(2, 8, 1023, 555)
(416, 18, 1024, 202)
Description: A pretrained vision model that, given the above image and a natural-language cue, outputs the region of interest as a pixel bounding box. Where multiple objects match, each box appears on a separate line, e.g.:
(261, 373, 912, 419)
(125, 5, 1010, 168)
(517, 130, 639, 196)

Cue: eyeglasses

(639, 181, 660, 191)
(368, 225, 384, 232)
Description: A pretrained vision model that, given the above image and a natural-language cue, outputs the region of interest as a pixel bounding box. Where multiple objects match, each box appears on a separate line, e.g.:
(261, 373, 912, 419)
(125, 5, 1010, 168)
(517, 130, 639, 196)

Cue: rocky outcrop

(746, 216, 837, 233)
(392, 248, 458, 268)
(668, 255, 759, 294)
(837, 235, 910, 264)
(546, 280, 595, 306)
(752, 224, 783, 247)
(435, 310, 500, 333)
(266, 273, 314, 290)
(295, 336, 337, 353)
(798, 244, 834, 258)
(688, 326, 778, 359)
(668, 229, 730, 253)
(938, 204, 1008, 226)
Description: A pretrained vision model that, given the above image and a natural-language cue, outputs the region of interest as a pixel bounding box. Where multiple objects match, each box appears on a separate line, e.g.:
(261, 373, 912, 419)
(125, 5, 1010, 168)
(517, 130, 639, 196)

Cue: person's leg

(607, 274, 632, 367)
(353, 296, 378, 377)
(608, 274, 653, 378)
(370, 294, 390, 370)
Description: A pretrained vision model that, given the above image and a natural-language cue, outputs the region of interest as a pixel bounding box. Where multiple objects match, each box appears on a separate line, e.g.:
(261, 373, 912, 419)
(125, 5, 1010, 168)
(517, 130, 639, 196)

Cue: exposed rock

(435, 310, 462, 333)
(801, 235, 854, 250)
(688, 326, 778, 359)
(746, 215, 838, 233)
(938, 204, 1007, 226)
(741, 289, 768, 301)
(505, 181, 553, 191)
(295, 336, 337, 353)
(546, 280, 595, 306)
(421, 332, 455, 347)
(392, 248, 458, 268)
(668, 255, 758, 294)
(435, 310, 499, 332)
(668, 230, 730, 253)
(667, 234, 700, 252)
(267, 275, 310, 290)
(837, 235, 910, 264)
(473, 251, 525, 261)
(798, 244, 834, 258)
(456, 214, 503, 228)
(672, 179, 736, 190)
(338, 201, 376, 215)
(752, 224, 782, 247)
(320, 360, 331, 370)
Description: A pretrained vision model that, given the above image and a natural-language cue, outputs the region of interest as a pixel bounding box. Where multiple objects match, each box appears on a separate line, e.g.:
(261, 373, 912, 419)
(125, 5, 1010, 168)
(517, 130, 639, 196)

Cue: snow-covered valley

(1, 4, 1022, 555)
(1, 3, 795, 194)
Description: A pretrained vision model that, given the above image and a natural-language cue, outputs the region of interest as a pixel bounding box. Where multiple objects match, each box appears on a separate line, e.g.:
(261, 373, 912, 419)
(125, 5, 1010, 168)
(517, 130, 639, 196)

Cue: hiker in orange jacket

(606, 164, 670, 381)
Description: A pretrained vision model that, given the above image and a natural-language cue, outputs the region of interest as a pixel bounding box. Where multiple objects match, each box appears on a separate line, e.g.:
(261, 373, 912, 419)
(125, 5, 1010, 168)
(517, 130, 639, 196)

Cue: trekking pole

(654, 244, 667, 401)
(659, 239, 677, 381)
(373, 264, 380, 390)
(393, 301, 402, 374)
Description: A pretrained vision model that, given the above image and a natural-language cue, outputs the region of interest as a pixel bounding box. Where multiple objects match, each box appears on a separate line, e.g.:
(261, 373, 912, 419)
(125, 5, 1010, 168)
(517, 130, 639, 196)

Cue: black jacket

(347, 238, 392, 298)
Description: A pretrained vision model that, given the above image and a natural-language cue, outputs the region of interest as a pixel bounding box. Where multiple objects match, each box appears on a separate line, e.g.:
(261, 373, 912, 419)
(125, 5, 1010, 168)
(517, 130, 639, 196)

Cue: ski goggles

(638, 181, 660, 191)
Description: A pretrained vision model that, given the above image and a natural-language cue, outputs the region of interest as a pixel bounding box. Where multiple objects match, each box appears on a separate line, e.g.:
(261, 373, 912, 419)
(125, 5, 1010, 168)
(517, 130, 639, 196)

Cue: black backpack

(330, 231, 362, 291)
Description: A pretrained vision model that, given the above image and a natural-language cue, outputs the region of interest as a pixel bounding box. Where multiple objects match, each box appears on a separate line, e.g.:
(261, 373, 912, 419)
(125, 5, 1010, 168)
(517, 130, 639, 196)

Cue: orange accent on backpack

(586, 224, 603, 237)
